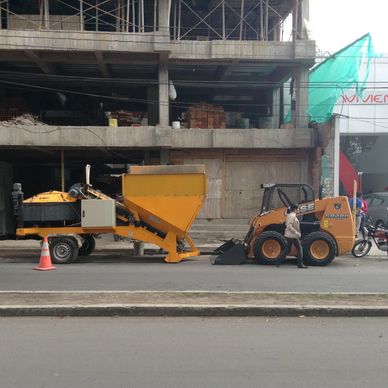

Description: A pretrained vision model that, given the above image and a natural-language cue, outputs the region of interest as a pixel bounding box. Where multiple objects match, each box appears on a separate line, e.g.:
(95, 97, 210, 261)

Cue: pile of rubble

(0, 114, 46, 126)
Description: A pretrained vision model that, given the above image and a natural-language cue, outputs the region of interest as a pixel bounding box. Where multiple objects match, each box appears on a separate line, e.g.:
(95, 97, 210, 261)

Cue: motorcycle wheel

(352, 239, 372, 258)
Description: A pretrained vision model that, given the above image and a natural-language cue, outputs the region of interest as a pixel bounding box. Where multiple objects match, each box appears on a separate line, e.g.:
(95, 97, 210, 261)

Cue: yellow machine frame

(16, 165, 207, 263)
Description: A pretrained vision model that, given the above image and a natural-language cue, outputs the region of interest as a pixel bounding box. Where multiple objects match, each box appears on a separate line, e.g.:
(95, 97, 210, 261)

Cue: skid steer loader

(212, 183, 355, 266)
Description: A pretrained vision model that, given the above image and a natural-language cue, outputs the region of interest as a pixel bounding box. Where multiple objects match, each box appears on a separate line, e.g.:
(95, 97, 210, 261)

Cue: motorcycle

(352, 222, 388, 257)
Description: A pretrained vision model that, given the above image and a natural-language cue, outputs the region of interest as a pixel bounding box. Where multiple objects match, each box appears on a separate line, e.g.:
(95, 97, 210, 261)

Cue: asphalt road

(1, 249, 388, 292)
(1, 316, 387, 388)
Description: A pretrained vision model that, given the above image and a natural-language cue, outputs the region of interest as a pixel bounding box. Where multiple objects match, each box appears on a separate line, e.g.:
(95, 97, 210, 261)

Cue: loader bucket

(211, 239, 248, 265)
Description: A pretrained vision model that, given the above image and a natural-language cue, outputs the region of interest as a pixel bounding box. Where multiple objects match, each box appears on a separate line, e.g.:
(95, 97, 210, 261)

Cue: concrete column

(292, 66, 309, 129)
(133, 241, 144, 256)
(158, 0, 171, 34)
(158, 59, 169, 126)
(303, 0, 310, 22)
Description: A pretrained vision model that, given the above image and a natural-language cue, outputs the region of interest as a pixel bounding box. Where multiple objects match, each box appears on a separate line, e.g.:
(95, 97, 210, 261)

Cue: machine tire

(253, 231, 288, 265)
(49, 236, 79, 264)
(352, 239, 372, 257)
(79, 234, 96, 257)
(302, 232, 336, 266)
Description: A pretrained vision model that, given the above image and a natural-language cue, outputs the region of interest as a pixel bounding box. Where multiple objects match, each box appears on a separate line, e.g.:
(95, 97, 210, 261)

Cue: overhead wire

(2, 78, 388, 118)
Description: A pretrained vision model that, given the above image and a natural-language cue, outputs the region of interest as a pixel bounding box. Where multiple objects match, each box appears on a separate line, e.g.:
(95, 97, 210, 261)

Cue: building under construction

(0, 0, 317, 236)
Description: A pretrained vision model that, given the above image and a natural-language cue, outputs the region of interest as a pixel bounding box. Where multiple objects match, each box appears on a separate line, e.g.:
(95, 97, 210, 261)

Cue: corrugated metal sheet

(180, 151, 309, 220)
(184, 158, 222, 219)
(223, 160, 307, 218)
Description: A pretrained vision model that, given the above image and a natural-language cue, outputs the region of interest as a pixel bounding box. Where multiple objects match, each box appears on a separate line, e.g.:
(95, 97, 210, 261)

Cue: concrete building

(0, 0, 317, 236)
(331, 56, 388, 196)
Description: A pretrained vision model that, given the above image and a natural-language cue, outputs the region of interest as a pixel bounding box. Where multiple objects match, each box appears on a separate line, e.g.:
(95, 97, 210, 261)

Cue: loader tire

(253, 231, 288, 265)
(49, 236, 79, 264)
(79, 234, 96, 257)
(302, 232, 336, 266)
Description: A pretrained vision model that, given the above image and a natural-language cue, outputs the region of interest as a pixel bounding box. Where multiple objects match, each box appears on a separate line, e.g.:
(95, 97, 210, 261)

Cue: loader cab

(260, 183, 315, 214)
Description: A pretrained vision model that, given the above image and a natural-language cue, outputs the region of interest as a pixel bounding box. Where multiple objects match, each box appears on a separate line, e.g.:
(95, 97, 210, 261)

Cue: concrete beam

(0, 126, 315, 149)
(269, 66, 294, 85)
(0, 30, 155, 53)
(24, 50, 53, 74)
(0, 52, 160, 65)
(170, 40, 316, 62)
(214, 60, 239, 81)
(0, 30, 315, 63)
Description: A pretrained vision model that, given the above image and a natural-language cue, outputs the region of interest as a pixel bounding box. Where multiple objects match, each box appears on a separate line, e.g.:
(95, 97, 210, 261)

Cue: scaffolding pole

(154, 0, 157, 32)
(222, 0, 225, 40)
(79, 0, 83, 31)
(239, 0, 245, 40)
(178, 0, 181, 40)
(126, 0, 130, 31)
(173, 0, 177, 39)
(265, 0, 268, 40)
(132, 0, 135, 32)
(141, 0, 144, 32)
(138, 0, 140, 32)
(117, 0, 121, 31)
(44, 0, 49, 29)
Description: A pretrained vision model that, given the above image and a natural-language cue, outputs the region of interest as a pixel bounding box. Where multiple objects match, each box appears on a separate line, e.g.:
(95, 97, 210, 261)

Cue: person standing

(277, 203, 308, 268)
(349, 192, 363, 237)
(360, 195, 368, 238)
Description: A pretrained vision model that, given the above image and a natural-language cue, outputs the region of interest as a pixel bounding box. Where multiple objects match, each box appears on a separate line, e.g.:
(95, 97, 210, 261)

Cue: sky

(309, 0, 387, 54)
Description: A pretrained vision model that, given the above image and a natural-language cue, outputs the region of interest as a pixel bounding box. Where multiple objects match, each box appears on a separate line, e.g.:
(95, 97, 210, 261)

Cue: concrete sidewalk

(2, 291, 388, 317)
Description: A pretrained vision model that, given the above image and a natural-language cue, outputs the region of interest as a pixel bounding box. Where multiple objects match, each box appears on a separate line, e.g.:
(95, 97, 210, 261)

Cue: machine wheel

(49, 236, 79, 264)
(352, 239, 372, 257)
(253, 231, 288, 265)
(303, 232, 336, 266)
(79, 234, 96, 257)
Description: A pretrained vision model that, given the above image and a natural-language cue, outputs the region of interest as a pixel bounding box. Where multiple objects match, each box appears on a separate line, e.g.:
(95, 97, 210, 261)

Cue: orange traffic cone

(35, 237, 56, 271)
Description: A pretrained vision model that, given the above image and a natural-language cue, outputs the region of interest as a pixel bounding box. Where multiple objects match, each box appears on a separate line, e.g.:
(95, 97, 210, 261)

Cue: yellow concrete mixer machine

(13, 165, 207, 264)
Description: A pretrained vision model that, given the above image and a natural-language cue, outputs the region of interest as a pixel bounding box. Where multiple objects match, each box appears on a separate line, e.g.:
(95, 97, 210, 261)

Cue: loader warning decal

(325, 214, 349, 219)
(297, 202, 315, 213)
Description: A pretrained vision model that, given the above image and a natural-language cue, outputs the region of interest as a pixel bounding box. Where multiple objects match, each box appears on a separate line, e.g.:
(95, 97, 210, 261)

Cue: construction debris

(109, 110, 148, 126)
(0, 114, 45, 126)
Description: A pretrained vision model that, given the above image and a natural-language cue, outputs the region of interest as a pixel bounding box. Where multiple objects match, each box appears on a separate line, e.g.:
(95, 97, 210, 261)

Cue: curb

(2, 291, 388, 317)
(2, 304, 388, 317)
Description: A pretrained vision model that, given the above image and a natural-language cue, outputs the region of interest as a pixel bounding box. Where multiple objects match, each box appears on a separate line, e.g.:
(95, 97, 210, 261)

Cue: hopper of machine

(122, 165, 207, 262)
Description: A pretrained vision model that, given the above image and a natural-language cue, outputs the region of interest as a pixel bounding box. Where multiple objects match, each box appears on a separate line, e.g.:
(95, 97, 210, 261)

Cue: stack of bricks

(187, 103, 226, 129)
